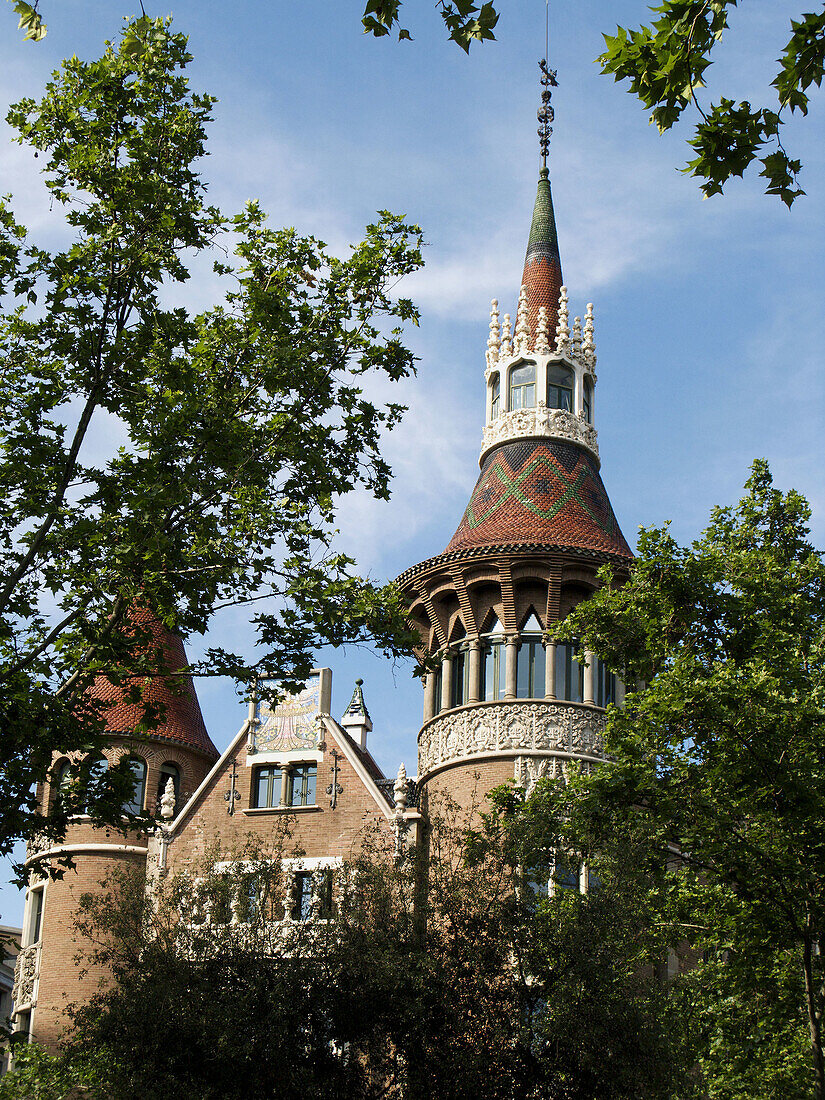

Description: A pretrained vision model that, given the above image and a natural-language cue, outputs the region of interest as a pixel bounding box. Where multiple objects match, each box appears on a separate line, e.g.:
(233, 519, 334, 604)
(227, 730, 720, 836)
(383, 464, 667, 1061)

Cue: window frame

(252, 765, 283, 809)
(490, 373, 500, 420)
(509, 362, 536, 411)
(288, 764, 317, 808)
(122, 755, 147, 815)
(546, 360, 574, 411)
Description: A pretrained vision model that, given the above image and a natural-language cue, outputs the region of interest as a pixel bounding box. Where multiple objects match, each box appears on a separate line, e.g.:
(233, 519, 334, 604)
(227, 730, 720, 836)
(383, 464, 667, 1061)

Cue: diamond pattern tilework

(446, 439, 632, 559)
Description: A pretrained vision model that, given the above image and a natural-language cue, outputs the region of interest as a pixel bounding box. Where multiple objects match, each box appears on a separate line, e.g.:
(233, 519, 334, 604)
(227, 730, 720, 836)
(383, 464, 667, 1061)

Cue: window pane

(433, 664, 442, 714)
(123, 757, 146, 815)
(532, 642, 546, 698)
(290, 766, 316, 807)
(451, 651, 465, 709)
(547, 362, 573, 387)
(292, 872, 314, 921)
(511, 364, 535, 386)
(255, 766, 281, 808)
(516, 644, 530, 698)
(553, 852, 580, 892)
(29, 890, 43, 945)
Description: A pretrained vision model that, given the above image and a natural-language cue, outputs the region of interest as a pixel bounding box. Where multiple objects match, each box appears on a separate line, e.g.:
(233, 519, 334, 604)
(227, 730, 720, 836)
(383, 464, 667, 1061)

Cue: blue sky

(0, 0, 823, 921)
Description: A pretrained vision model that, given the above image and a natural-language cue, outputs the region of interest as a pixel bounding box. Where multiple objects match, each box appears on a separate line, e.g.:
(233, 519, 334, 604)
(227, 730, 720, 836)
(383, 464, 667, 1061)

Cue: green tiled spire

(525, 167, 561, 273)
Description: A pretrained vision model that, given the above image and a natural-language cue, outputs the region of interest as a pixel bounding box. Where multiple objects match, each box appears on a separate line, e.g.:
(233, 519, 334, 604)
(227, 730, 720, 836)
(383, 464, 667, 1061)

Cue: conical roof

(85, 607, 218, 759)
(445, 438, 632, 560)
(520, 168, 563, 339)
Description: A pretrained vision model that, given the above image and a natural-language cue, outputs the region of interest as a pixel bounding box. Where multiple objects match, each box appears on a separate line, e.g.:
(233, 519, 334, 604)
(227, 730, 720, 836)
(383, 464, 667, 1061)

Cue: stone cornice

(396, 542, 632, 590)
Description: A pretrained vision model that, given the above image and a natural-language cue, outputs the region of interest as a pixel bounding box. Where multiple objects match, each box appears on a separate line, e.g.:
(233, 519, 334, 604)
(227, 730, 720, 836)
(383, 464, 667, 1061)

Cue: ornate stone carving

(12, 944, 39, 1010)
(418, 700, 606, 778)
(481, 405, 599, 460)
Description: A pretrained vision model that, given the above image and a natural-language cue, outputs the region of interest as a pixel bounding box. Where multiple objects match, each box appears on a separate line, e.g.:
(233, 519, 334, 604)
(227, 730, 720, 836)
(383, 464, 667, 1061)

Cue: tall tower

(398, 64, 632, 812)
(14, 609, 219, 1047)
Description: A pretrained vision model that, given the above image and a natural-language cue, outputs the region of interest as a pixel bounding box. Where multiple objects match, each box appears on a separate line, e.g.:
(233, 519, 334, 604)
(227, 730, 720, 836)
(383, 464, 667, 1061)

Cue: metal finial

(538, 58, 557, 171)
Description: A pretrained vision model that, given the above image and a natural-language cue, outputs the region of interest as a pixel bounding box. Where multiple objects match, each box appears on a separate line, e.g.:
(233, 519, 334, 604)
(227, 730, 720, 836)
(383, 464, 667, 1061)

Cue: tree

(0, 15, 424, 877)
(361, 1, 820, 206)
(4, 799, 690, 1099)
(555, 461, 825, 1097)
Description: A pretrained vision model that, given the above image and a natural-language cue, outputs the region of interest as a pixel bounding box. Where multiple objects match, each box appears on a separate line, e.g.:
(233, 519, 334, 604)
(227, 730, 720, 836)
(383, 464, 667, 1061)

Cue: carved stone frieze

(418, 700, 606, 778)
(12, 944, 39, 1010)
(481, 406, 599, 462)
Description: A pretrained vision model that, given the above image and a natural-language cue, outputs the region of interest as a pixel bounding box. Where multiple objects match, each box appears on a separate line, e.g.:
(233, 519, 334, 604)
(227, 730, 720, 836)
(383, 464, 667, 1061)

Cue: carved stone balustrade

(12, 943, 39, 1011)
(481, 405, 598, 463)
(417, 698, 606, 779)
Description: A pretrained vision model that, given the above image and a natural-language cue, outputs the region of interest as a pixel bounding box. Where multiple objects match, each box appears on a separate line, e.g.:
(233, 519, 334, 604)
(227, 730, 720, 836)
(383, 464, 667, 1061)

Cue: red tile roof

(86, 608, 218, 759)
(445, 439, 632, 560)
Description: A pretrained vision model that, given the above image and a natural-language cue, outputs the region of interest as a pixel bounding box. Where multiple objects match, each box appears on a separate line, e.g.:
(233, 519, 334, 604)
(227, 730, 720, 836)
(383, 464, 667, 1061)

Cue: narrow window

(122, 756, 147, 815)
(82, 754, 108, 814)
(481, 617, 506, 701)
(490, 374, 500, 420)
(547, 361, 573, 411)
(27, 888, 44, 946)
(291, 870, 333, 921)
(583, 377, 593, 423)
(289, 765, 317, 807)
(433, 662, 443, 715)
(451, 647, 469, 709)
(593, 658, 616, 708)
(156, 763, 181, 812)
(509, 363, 536, 411)
(253, 765, 282, 808)
(516, 613, 545, 699)
(53, 760, 72, 811)
(554, 641, 583, 703)
(292, 872, 314, 921)
(552, 851, 581, 893)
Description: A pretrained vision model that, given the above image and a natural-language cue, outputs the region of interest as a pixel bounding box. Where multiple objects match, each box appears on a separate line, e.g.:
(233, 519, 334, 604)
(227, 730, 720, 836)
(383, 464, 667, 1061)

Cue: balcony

(418, 698, 606, 779)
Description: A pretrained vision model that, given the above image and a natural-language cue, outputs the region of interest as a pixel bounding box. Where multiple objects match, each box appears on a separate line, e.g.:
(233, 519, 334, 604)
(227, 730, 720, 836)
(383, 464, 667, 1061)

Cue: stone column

(279, 765, 291, 807)
(423, 672, 437, 722)
(583, 649, 596, 706)
(467, 640, 481, 704)
(505, 637, 519, 700)
(440, 653, 453, 712)
(544, 641, 556, 699)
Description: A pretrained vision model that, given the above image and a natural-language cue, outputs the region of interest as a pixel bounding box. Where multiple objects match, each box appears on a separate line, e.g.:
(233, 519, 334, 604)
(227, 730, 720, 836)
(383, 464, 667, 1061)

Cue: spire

(341, 678, 372, 750)
(520, 60, 563, 342)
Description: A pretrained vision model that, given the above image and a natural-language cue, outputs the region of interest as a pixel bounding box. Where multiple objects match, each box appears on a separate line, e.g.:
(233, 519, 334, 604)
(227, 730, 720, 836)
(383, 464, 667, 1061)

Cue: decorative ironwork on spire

(538, 58, 557, 171)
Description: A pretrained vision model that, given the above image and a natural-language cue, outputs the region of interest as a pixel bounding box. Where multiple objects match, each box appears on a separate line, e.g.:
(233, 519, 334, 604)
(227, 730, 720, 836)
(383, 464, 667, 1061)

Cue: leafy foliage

(30, 798, 690, 1099)
(556, 461, 825, 1095)
(0, 18, 423, 877)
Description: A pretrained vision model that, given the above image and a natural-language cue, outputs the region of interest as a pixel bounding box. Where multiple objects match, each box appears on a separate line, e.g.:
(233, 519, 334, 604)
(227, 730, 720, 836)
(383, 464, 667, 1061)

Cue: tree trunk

(803, 923, 825, 1099)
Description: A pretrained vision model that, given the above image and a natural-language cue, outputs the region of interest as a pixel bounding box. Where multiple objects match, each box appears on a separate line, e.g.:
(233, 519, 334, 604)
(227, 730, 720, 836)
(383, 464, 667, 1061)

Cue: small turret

(340, 679, 372, 750)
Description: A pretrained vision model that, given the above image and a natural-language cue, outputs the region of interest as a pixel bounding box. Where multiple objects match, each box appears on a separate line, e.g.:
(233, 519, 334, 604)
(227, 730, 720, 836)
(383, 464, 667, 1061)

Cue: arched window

(516, 612, 545, 698)
(509, 363, 536, 411)
(53, 759, 72, 811)
(157, 762, 181, 813)
(122, 756, 147, 814)
(547, 361, 573, 411)
(481, 616, 506, 701)
(81, 754, 109, 813)
(583, 376, 593, 423)
(490, 374, 501, 420)
(554, 641, 584, 703)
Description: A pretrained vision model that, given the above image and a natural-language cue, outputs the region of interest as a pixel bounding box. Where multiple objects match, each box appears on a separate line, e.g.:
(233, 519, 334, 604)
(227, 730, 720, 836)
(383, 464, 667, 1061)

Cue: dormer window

(509, 363, 536, 411)
(583, 376, 593, 423)
(490, 374, 500, 420)
(547, 361, 573, 411)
